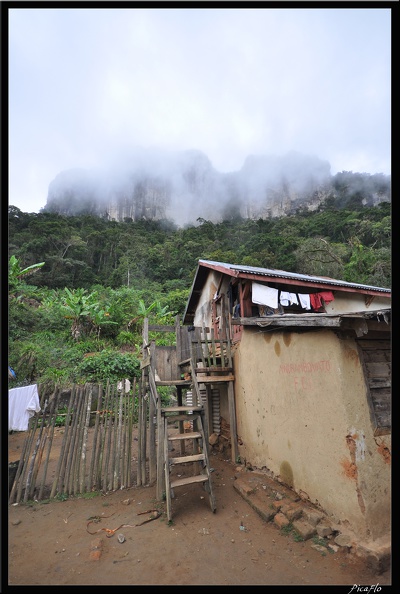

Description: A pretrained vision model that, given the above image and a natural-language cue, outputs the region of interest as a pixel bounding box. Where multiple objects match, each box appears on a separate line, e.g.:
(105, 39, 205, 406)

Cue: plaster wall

(234, 327, 391, 541)
(323, 292, 390, 314)
(193, 271, 219, 328)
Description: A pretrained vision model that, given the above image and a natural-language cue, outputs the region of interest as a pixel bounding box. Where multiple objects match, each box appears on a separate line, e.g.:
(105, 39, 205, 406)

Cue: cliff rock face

(43, 149, 390, 225)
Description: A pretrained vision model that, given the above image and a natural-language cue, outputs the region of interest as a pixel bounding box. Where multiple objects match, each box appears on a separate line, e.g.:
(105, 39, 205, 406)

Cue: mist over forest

(43, 149, 391, 226)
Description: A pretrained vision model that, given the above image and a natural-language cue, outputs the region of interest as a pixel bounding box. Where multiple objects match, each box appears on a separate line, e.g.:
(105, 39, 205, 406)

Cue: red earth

(7, 427, 391, 586)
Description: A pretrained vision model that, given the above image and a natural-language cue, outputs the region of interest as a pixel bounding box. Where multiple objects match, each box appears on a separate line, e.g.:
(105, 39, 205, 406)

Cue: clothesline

(251, 282, 334, 312)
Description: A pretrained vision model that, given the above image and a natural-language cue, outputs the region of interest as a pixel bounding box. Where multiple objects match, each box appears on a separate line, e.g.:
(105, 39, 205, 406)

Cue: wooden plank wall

(357, 337, 391, 435)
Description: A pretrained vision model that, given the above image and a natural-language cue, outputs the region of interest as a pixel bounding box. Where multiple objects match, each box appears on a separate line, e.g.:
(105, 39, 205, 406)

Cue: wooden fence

(9, 380, 140, 504)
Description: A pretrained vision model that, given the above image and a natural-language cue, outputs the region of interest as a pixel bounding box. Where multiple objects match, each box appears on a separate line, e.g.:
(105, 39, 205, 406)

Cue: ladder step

(163, 401, 216, 521)
(170, 453, 205, 464)
(164, 414, 201, 422)
(194, 367, 233, 373)
(168, 431, 202, 441)
(162, 406, 203, 413)
(196, 375, 234, 383)
(170, 475, 209, 488)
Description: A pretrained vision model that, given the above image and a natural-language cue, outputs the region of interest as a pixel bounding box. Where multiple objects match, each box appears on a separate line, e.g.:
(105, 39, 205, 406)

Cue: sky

(8, 6, 391, 214)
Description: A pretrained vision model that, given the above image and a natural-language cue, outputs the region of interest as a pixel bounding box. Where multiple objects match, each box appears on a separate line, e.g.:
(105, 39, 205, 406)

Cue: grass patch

(80, 491, 101, 499)
(312, 535, 328, 548)
(293, 531, 304, 542)
(280, 522, 294, 535)
(280, 522, 304, 542)
(54, 492, 69, 502)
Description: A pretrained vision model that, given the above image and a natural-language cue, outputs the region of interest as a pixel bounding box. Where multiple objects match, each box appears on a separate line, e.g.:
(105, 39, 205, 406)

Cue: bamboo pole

(24, 399, 49, 502)
(68, 386, 82, 496)
(9, 420, 31, 503)
(137, 379, 143, 486)
(17, 417, 38, 503)
(98, 381, 111, 491)
(73, 385, 88, 496)
(30, 432, 47, 497)
(108, 384, 118, 491)
(126, 378, 136, 488)
(79, 383, 93, 494)
(102, 384, 115, 492)
(113, 386, 124, 490)
(88, 383, 102, 492)
(138, 317, 149, 486)
(65, 385, 84, 495)
(149, 341, 157, 485)
(9, 415, 37, 504)
(156, 389, 164, 502)
(38, 387, 61, 500)
(121, 385, 128, 488)
(141, 392, 148, 484)
(110, 385, 119, 491)
(50, 384, 77, 498)
(96, 381, 110, 491)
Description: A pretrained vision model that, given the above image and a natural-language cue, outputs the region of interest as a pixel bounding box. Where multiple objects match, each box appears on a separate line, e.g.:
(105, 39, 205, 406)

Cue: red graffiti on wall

(279, 360, 332, 374)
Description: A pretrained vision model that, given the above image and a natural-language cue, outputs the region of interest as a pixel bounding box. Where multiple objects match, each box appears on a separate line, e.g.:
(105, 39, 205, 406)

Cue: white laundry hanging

(252, 282, 279, 309)
(9, 384, 41, 431)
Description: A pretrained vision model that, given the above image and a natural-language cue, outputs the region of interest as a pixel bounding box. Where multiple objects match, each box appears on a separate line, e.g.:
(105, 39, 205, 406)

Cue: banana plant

(61, 288, 118, 340)
(89, 305, 118, 340)
(9, 255, 45, 292)
(61, 287, 97, 340)
(128, 299, 174, 331)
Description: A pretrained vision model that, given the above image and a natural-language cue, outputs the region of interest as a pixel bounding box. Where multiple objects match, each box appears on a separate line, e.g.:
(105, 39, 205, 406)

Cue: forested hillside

(8, 199, 391, 388)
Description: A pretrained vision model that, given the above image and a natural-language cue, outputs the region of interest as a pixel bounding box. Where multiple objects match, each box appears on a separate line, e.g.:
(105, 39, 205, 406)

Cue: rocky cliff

(43, 149, 390, 226)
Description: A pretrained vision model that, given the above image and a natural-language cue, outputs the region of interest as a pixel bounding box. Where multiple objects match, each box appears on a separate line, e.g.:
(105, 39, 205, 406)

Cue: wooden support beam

(155, 380, 192, 386)
(195, 375, 235, 383)
(232, 316, 342, 328)
(228, 381, 239, 464)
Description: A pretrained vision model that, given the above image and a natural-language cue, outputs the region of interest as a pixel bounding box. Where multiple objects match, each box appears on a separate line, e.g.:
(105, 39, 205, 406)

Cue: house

(182, 259, 391, 545)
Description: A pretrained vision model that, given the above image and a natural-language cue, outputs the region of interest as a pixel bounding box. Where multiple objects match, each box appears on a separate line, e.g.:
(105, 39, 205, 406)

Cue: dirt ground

(7, 427, 392, 587)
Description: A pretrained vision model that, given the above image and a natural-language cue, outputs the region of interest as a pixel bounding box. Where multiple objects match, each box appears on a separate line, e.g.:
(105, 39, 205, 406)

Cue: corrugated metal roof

(182, 259, 391, 325)
(198, 260, 391, 293)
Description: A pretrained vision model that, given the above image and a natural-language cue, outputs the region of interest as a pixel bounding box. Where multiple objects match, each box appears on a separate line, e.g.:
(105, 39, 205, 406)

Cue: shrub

(76, 350, 140, 383)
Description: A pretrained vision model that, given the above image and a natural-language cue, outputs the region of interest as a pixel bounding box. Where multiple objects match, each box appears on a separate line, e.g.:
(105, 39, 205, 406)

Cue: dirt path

(7, 429, 391, 586)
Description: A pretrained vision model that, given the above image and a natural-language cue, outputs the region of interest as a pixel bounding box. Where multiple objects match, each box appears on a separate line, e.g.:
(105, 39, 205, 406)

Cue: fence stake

(38, 387, 60, 500)
(88, 383, 102, 492)
(51, 383, 77, 498)
(80, 383, 93, 493)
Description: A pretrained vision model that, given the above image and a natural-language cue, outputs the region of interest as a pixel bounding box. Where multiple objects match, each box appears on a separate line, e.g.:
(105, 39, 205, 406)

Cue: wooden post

(228, 381, 239, 464)
(137, 379, 143, 486)
(51, 384, 77, 498)
(156, 403, 164, 502)
(24, 399, 49, 502)
(148, 341, 156, 484)
(96, 381, 111, 491)
(175, 315, 182, 371)
(138, 317, 149, 486)
(88, 383, 102, 492)
(72, 385, 87, 496)
(102, 384, 115, 492)
(140, 392, 147, 484)
(80, 383, 93, 493)
(125, 377, 136, 488)
(38, 387, 61, 500)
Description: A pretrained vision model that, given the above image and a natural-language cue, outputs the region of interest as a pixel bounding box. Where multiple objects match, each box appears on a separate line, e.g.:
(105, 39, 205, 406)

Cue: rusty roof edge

(198, 259, 391, 295)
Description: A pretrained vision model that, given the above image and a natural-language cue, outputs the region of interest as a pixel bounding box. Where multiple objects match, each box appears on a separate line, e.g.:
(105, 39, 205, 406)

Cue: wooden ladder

(162, 405, 216, 522)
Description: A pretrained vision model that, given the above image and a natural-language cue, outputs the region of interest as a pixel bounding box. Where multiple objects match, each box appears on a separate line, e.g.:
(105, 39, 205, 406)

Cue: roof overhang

(182, 260, 391, 325)
(231, 309, 391, 335)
